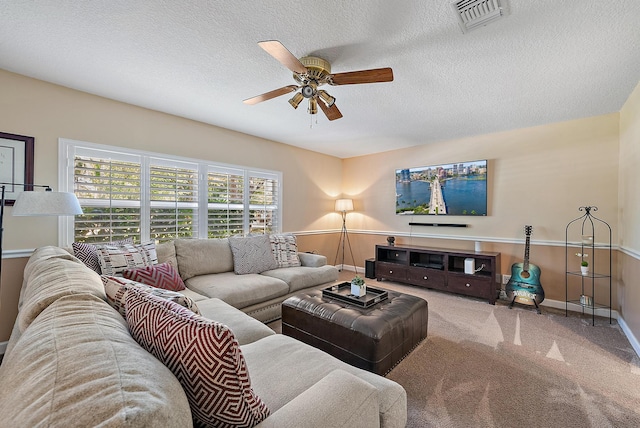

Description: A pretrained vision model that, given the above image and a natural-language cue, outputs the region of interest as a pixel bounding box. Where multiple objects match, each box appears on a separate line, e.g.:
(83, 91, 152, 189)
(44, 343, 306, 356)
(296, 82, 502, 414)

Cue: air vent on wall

(453, 0, 508, 33)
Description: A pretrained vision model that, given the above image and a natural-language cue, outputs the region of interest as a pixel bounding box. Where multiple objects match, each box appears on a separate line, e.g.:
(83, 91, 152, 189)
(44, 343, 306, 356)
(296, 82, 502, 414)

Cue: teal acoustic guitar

(506, 225, 545, 313)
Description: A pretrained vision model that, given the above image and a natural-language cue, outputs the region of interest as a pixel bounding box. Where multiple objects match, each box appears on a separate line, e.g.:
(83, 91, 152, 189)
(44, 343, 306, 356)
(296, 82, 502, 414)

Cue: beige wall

(0, 69, 343, 341)
(349, 234, 617, 309)
(1, 67, 638, 349)
(0, 69, 343, 251)
(619, 80, 640, 339)
(343, 114, 620, 243)
(341, 115, 623, 320)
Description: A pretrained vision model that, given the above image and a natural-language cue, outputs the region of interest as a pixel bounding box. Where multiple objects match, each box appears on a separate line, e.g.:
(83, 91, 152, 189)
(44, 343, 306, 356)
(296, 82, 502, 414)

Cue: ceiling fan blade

(318, 100, 343, 121)
(330, 67, 394, 85)
(258, 40, 308, 74)
(243, 85, 299, 105)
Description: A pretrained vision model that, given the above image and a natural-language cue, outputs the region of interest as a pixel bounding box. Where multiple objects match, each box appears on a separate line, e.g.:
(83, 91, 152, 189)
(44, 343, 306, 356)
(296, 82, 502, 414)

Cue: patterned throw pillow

(125, 288, 270, 427)
(229, 234, 278, 275)
(72, 238, 134, 273)
(102, 275, 200, 317)
(123, 262, 186, 291)
(97, 241, 158, 276)
(269, 234, 301, 268)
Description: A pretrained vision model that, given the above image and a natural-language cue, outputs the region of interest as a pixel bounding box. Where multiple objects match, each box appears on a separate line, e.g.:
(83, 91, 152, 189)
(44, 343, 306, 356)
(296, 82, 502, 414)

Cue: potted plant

(576, 252, 589, 275)
(350, 275, 366, 297)
(580, 260, 589, 276)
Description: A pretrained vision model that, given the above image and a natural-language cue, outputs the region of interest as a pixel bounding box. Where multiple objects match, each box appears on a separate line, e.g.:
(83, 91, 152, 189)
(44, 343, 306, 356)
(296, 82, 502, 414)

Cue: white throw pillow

(97, 241, 158, 276)
(269, 234, 301, 268)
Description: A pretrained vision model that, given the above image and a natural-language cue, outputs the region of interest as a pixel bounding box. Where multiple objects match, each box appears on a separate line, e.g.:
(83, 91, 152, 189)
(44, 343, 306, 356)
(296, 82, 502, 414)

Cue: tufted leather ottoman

(282, 288, 428, 375)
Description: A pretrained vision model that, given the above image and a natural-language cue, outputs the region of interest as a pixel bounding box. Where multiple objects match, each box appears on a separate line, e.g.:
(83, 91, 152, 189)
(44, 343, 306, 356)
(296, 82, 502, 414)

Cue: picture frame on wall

(0, 132, 35, 206)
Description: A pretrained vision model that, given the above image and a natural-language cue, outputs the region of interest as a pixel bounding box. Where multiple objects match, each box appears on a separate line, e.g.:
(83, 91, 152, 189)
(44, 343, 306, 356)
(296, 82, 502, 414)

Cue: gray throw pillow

(229, 234, 278, 275)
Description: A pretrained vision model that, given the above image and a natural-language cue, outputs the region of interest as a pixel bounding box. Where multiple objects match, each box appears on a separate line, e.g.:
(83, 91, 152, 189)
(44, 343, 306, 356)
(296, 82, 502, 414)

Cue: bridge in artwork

(428, 178, 447, 215)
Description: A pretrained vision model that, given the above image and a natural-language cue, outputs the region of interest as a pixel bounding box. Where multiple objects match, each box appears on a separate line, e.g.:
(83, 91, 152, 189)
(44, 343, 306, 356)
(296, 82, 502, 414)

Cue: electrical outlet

(502, 274, 511, 285)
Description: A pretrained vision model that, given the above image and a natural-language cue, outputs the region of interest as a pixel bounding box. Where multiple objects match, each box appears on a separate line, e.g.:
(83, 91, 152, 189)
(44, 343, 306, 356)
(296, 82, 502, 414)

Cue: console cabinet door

(407, 267, 446, 290)
(447, 274, 493, 301)
(376, 262, 407, 282)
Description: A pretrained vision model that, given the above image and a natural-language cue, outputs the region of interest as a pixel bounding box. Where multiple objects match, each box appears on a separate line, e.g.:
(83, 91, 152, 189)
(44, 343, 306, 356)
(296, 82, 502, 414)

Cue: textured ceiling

(1, 0, 639, 158)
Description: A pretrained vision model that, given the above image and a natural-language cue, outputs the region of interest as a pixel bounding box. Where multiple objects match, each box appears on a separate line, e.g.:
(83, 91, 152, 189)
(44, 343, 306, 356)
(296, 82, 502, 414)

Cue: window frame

(58, 138, 282, 245)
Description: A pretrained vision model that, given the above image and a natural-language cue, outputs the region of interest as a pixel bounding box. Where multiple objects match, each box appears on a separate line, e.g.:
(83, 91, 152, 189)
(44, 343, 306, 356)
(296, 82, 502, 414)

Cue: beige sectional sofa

(159, 237, 339, 323)
(0, 244, 407, 427)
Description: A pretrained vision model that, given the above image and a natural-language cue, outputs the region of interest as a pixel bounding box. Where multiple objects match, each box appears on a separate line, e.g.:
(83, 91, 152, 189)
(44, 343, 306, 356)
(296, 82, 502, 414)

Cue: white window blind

(249, 173, 279, 234)
(73, 153, 142, 243)
(149, 159, 199, 241)
(59, 139, 282, 245)
(207, 168, 244, 238)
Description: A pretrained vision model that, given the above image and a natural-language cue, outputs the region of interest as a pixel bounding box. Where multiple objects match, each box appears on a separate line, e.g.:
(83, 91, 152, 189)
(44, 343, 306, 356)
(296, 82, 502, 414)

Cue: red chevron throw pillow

(123, 262, 185, 291)
(125, 288, 270, 428)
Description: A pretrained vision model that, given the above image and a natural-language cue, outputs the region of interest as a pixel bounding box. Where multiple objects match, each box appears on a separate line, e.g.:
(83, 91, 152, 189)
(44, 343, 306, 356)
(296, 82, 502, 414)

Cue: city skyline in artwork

(396, 160, 487, 216)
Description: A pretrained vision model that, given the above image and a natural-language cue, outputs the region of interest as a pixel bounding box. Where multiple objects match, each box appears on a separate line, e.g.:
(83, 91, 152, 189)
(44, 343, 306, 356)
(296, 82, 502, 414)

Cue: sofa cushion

(97, 241, 158, 276)
(261, 265, 340, 293)
(156, 240, 178, 269)
(174, 238, 234, 280)
(229, 234, 278, 275)
(196, 298, 276, 345)
(185, 271, 289, 309)
(269, 234, 301, 268)
(297, 252, 328, 268)
(125, 288, 271, 428)
(241, 334, 407, 428)
(255, 369, 380, 428)
(18, 246, 106, 333)
(72, 238, 134, 273)
(102, 275, 200, 317)
(179, 287, 209, 302)
(123, 262, 186, 291)
(0, 293, 192, 427)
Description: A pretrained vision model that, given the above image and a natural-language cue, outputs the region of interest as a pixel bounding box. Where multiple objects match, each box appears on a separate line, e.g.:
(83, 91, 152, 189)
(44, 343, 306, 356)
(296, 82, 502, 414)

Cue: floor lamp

(333, 198, 357, 273)
(0, 183, 83, 293)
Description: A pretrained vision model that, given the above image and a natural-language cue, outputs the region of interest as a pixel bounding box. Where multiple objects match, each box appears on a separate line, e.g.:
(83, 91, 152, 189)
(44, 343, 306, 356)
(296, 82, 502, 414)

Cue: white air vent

(453, 0, 507, 33)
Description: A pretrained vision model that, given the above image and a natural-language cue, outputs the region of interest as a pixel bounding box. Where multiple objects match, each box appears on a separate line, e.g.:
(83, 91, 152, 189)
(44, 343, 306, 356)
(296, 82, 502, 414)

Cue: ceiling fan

(243, 40, 394, 121)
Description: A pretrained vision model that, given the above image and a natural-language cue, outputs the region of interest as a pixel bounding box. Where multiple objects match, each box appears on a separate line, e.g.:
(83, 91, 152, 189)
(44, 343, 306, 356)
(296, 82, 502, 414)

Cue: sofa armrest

(256, 369, 380, 428)
(298, 252, 327, 268)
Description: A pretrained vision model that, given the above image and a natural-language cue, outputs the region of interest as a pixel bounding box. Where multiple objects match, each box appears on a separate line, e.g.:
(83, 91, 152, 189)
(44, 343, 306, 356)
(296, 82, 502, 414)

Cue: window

(149, 159, 199, 241)
(248, 173, 279, 235)
(59, 139, 282, 245)
(72, 149, 142, 243)
(207, 168, 244, 238)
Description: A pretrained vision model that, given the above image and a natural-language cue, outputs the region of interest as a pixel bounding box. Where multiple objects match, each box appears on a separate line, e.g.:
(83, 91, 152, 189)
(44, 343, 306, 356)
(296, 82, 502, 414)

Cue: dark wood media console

(375, 244, 501, 304)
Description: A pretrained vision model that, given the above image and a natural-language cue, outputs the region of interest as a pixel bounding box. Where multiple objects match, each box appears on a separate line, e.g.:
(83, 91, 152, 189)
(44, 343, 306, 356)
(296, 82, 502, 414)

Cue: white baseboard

(335, 264, 360, 274)
(540, 298, 620, 320)
(344, 266, 639, 358)
(618, 316, 640, 359)
(508, 298, 639, 358)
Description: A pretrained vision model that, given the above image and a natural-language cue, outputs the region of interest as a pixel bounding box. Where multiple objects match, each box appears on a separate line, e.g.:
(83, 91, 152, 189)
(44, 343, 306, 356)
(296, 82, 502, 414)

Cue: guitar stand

(508, 296, 542, 315)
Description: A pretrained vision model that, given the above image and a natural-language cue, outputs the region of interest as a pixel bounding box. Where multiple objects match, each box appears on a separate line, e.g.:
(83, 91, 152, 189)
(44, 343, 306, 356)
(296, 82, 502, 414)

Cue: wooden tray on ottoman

(322, 282, 388, 308)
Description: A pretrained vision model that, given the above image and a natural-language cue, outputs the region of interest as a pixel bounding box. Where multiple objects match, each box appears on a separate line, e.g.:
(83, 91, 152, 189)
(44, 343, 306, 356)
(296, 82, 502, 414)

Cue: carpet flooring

(270, 274, 640, 428)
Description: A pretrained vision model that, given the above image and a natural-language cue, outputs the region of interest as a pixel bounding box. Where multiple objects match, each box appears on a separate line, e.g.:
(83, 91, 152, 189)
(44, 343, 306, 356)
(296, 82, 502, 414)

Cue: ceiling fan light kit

(301, 85, 316, 98)
(288, 92, 304, 109)
(317, 90, 335, 107)
(308, 97, 318, 115)
(243, 40, 393, 121)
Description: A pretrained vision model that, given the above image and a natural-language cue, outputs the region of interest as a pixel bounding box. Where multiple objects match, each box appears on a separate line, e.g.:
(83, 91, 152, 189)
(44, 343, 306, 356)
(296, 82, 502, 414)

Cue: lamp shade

(12, 191, 83, 216)
(335, 198, 354, 212)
